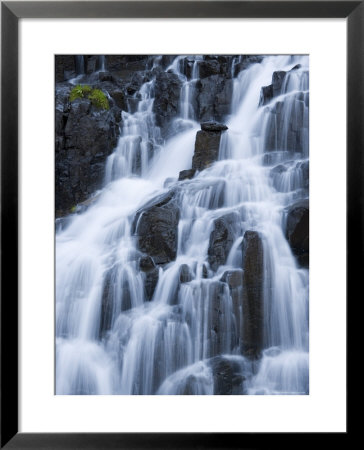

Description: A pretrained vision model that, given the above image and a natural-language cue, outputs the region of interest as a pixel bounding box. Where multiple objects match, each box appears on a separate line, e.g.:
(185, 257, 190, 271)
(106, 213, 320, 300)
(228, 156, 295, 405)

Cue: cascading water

(56, 55, 309, 395)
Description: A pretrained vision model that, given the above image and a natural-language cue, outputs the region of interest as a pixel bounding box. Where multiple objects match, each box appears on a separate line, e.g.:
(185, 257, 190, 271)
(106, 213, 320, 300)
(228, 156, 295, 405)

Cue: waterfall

(56, 55, 309, 395)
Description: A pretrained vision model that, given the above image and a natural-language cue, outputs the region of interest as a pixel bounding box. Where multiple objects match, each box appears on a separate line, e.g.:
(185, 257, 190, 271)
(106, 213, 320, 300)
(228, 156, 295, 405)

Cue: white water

(56, 55, 309, 395)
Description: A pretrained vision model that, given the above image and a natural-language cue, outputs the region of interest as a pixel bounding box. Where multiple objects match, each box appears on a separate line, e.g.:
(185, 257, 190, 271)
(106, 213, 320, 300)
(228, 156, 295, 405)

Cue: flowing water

(56, 55, 309, 395)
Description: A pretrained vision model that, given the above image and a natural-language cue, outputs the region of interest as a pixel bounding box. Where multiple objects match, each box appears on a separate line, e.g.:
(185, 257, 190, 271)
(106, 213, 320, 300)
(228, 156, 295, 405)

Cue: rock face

(55, 94, 120, 217)
(153, 71, 182, 135)
(259, 70, 287, 106)
(285, 199, 309, 267)
(133, 191, 180, 266)
(192, 123, 228, 171)
(196, 75, 233, 122)
(208, 212, 238, 271)
(241, 230, 264, 358)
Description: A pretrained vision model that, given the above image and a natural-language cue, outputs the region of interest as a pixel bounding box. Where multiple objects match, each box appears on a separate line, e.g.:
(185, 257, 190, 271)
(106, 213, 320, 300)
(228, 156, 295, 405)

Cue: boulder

(241, 230, 264, 358)
(209, 356, 246, 395)
(233, 55, 264, 77)
(178, 169, 196, 181)
(208, 212, 238, 271)
(192, 124, 228, 171)
(285, 199, 309, 267)
(133, 191, 180, 265)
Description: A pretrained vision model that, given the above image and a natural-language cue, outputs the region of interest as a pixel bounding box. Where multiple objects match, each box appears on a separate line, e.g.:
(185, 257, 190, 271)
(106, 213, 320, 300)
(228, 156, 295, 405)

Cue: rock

(144, 269, 159, 301)
(55, 95, 120, 217)
(259, 85, 273, 106)
(55, 55, 76, 82)
(201, 121, 228, 132)
(209, 356, 246, 395)
(198, 59, 221, 78)
(178, 169, 196, 181)
(241, 230, 264, 358)
(285, 199, 309, 267)
(109, 90, 127, 110)
(196, 75, 233, 122)
(153, 71, 182, 134)
(133, 191, 180, 265)
(98, 71, 113, 82)
(208, 212, 238, 271)
(192, 125, 227, 171)
(179, 264, 193, 283)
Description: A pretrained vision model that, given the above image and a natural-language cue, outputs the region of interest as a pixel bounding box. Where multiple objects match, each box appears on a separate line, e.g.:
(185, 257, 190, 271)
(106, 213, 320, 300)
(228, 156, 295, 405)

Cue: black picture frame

(1, 1, 358, 448)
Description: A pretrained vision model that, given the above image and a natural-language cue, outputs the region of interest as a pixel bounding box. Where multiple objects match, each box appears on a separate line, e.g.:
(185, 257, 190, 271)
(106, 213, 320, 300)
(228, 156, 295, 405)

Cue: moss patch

(69, 85, 109, 110)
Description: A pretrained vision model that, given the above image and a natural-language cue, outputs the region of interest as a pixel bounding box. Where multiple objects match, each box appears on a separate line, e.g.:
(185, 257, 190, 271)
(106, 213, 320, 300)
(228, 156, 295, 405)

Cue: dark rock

(139, 254, 159, 301)
(178, 169, 196, 181)
(285, 199, 309, 267)
(139, 255, 156, 272)
(201, 121, 228, 132)
(133, 191, 180, 265)
(98, 71, 113, 82)
(241, 230, 264, 358)
(192, 127, 227, 172)
(259, 85, 273, 106)
(109, 90, 127, 110)
(290, 64, 302, 71)
(196, 75, 233, 122)
(198, 59, 221, 78)
(55, 55, 76, 82)
(209, 356, 246, 395)
(179, 264, 192, 283)
(272, 70, 286, 96)
(153, 71, 182, 134)
(208, 212, 238, 271)
(55, 94, 120, 217)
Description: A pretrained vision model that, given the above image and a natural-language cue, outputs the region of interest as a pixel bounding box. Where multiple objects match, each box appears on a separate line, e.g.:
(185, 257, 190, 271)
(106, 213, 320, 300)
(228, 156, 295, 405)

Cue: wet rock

(153, 71, 182, 134)
(196, 75, 233, 122)
(198, 59, 221, 78)
(285, 199, 309, 267)
(139, 256, 160, 301)
(241, 230, 264, 359)
(109, 89, 127, 110)
(259, 85, 273, 106)
(209, 356, 246, 395)
(201, 121, 228, 132)
(98, 71, 113, 82)
(259, 70, 286, 106)
(178, 169, 196, 181)
(179, 264, 193, 283)
(55, 95, 120, 217)
(133, 191, 180, 265)
(208, 212, 238, 271)
(192, 124, 228, 171)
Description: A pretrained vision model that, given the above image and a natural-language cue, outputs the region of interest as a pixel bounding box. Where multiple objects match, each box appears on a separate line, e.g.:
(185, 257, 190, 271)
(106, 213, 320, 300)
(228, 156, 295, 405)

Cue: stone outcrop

(153, 71, 182, 135)
(133, 191, 180, 266)
(285, 199, 309, 267)
(241, 230, 264, 358)
(221, 269, 244, 350)
(192, 122, 228, 171)
(208, 212, 238, 271)
(55, 93, 120, 217)
(196, 75, 233, 122)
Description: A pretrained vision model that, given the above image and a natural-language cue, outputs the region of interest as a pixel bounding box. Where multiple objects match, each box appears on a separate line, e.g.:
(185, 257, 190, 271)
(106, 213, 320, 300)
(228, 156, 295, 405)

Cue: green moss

(88, 89, 109, 110)
(70, 205, 77, 213)
(69, 85, 109, 110)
